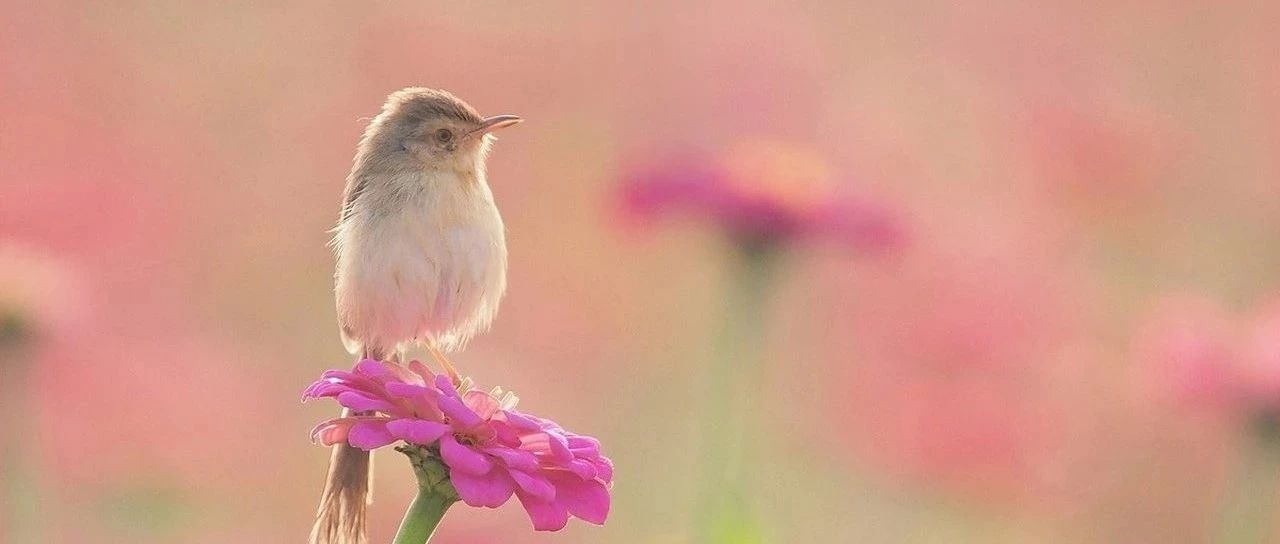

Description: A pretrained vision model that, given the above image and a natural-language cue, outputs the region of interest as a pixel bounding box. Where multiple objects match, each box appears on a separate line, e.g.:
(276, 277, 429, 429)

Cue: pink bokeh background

(4, 1, 1280, 542)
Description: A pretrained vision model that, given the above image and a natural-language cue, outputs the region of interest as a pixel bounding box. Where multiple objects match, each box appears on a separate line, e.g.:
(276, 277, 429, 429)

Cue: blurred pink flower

(35, 333, 279, 490)
(1135, 294, 1280, 415)
(846, 376, 1061, 502)
(1023, 103, 1180, 214)
(616, 141, 904, 250)
(0, 242, 85, 347)
(812, 222, 1087, 504)
(304, 359, 612, 532)
(1239, 300, 1280, 407)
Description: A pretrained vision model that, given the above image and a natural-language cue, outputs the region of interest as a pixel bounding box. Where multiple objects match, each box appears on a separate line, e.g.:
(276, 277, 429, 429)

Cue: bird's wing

(335, 172, 365, 356)
(338, 323, 363, 356)
(339, 173, 367, 222)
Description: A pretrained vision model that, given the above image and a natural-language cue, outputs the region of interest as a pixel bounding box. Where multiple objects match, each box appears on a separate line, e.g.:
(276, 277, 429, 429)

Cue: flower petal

(384, 382, 429, 399)
(500, 410, 544, 432)
(522, 430, 574, 463)
(385, 382, 443, 419)
(508, 469, 555, 501)
(550, 472, 611, 525)
(452, 469, 514, 508)
(310, 421, 353, 446)
(317, 370, 380, 391)
(567, 435, 602, 458)
(546, 431, 574, 462)
(483, 446, 539, 471)
(302, 370, 382, 400)
(565, 459, 598, 479)
(407, 360, 436, 383)
(309, 416, 391, 445)
(354, 359, 392, 379)
(316, 426, 349, 446)
(440, 434, 492, 475)
(386, 419, 450, 446)
(437, 395, 483, 428)
(516, 489, 570, 531)
(489, 420, 524, 447)
(434, 374, 460, 397)
(593, 457, 614, 484)
(347, 420, 397, 450)
(380, 361, 423, 383)
(336, 391, 397, 413)
(463, 391, 502, 420)
(303, 382, 349, 400)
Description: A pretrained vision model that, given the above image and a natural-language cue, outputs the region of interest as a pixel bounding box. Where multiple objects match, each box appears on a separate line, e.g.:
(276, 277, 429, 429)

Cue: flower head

(1135, 294, 1280, 415)
(0, 242, 84, 349)
(616, 141, 904, 251)
(303, 359, 612, 531)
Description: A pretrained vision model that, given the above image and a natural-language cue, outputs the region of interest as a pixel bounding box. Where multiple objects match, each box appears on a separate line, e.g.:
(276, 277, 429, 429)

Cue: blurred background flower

(1137, 294, 1280, 417)
(616, 141, 904, 252)
(616, 140, 904, 542)
(3, 1, 1280, 543)
(0, 244, 84, 350)
(0, 242, 84, 543)
(1136, 293, 1280, 542)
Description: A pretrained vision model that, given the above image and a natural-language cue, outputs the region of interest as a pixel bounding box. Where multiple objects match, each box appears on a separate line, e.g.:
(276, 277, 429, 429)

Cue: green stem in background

(1216, 414, 1280, 544)
(392, 445, 459, 544)
(1, 321, 43, 544)
(697, 239, 783, 543)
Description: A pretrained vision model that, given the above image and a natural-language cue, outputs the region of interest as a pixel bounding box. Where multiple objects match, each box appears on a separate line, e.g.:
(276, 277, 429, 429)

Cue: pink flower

(1239, 299, 1280, 407)
(1024, 103, 1179, 213)
(1135, 294, 1280, 415)
(616, 141, 904, 251)
(0, 242, 85, 348)
(303, 359, 612, 531)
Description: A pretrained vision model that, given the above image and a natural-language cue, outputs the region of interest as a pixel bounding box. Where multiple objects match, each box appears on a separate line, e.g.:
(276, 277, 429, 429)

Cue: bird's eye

(435, 128, 454, 143)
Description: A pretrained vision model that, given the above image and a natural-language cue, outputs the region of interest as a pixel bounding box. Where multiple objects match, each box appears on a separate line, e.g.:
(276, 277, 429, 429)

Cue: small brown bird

(311, 88, 520, 544)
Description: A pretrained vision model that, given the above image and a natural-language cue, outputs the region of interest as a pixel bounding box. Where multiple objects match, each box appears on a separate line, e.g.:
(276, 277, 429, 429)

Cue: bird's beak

(468, 115, 523, 138)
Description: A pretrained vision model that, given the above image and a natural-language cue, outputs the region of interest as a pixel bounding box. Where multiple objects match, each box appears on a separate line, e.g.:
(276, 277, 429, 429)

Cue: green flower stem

(391, 488, 454, 544)
(1, 334, 42, 543)
(392, 446, 459, 544)
(1216, 414, 1280, 544)
(698, 240, 782, 543)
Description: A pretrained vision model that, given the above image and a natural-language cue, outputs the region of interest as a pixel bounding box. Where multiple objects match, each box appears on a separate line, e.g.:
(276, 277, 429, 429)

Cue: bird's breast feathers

(334, 173, 508, 353)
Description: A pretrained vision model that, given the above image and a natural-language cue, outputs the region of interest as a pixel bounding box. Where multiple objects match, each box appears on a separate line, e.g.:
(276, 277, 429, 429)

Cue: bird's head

(369, 87, 521, 174)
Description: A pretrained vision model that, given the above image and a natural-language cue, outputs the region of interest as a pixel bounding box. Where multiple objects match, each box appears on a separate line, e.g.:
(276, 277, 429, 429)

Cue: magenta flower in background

(616, 141, 905, 251)
(304, 359, 612, 532)
(616, 141, 905, 541)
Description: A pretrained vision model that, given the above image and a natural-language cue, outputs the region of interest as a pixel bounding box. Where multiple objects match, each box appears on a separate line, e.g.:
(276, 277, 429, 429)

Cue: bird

(311, 87, 520, 544)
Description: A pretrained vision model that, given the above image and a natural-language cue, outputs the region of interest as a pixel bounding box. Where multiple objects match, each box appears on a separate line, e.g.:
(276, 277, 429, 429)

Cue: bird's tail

(309, 417, 372, 544)
(310, 349, 395, 544)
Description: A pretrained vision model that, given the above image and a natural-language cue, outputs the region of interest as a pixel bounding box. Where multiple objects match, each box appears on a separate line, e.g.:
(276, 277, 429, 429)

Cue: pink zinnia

(0, 242, 84, 348)
(1135, 294, 1280, 415)
(616, 141, 904, 251)
(303, 359, 612, 531)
